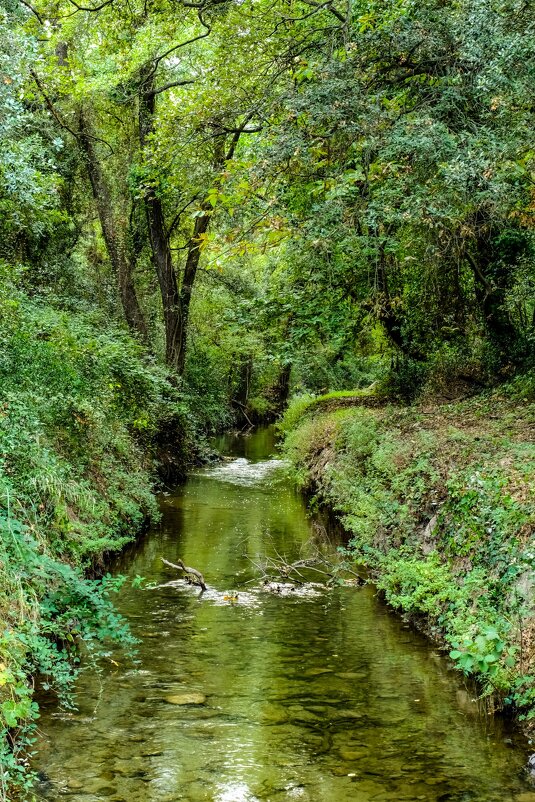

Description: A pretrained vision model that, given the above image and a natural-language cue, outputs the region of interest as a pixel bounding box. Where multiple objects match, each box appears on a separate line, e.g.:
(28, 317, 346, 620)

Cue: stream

(35, 426, 535, 802)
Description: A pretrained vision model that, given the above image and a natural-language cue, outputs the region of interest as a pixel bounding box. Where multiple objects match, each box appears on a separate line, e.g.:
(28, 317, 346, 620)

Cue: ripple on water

(198, 457, 289, 487)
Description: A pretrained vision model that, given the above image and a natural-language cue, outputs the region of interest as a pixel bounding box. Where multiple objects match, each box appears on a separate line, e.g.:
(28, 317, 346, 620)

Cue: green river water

(35, 427, 535, 802)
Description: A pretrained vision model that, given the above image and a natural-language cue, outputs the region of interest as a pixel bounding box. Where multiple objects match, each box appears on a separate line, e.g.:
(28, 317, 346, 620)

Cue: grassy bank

(0, 277, 217, 799)
(281, 380, 535, 724)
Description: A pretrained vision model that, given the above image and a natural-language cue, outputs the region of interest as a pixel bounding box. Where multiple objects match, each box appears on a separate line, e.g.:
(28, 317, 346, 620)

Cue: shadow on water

(35, 426, 535, 802)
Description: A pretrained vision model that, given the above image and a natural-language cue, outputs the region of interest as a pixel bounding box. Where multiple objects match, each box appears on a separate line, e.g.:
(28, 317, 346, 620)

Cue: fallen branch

(245, 538, 366, 590)
(161, 557, 207, 591)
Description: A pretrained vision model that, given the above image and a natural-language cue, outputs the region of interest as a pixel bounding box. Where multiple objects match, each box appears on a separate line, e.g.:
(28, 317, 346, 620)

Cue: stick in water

(161, 557, 207, 592)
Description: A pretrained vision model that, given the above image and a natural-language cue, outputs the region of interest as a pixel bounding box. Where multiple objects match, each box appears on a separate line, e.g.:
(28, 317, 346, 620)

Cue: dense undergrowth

(281, 377, 535, 723)
(0, 272, 222, 799)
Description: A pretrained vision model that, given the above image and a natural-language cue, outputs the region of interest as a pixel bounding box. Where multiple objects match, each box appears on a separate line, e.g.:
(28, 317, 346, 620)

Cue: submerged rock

(165, 693, 206, 705)
(304, 667, 333, 677)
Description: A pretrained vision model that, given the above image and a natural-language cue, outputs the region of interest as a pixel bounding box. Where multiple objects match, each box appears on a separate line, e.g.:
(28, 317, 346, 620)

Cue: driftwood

(161, 557, 207, 592)
(245, 538, 364, 589)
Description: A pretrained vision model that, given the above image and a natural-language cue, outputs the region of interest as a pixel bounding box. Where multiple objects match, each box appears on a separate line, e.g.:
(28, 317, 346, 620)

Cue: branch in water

(161, 557, 207, 591)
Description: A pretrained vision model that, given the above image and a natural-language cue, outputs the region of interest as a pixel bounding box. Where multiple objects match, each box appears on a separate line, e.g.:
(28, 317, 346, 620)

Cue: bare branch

(19, 0, 43, 23)
(167, 195, 201, 237)
(31, 72, 115, 155)
(67, 0, 115, 11)
(299, 0, 346, 23)
(151, 13, 211, 72)
(161, 557, 207, 591)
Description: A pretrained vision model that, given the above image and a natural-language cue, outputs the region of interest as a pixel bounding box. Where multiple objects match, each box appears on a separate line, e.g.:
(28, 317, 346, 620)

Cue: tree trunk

(466, 238, 517, 351)
(273, 362, 292, 411)
(139, 74, 248, 375)
(78, 113, 148, 341)
(176, 205, 211, 374)
(139, 79, 183, 371)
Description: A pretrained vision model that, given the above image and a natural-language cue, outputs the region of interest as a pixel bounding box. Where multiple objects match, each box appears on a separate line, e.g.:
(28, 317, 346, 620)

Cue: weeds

(282, 382, 535, 720)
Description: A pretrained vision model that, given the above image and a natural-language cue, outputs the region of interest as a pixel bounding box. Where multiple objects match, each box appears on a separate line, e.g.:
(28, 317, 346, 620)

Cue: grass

(278, 386, 383, 434)
(0, 279, 212, 799)
(282, 379, 535, 722)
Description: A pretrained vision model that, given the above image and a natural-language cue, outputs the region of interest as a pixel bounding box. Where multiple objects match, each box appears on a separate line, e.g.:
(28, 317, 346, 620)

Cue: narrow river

(36, 427, 535, 802)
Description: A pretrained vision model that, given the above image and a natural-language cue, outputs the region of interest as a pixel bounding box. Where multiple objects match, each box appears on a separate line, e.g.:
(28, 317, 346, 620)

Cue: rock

(339, 747, 367, 761)
(515, 795, 535, 802)
(113, 758, 146, 776)
(67, 779, 84, 789)
(165, 693, 206, 705)
(304, 668, 333, 676)
(260, 703, 288, 724)
(332, 709, 364, 721)
(336, 672, 367, 680)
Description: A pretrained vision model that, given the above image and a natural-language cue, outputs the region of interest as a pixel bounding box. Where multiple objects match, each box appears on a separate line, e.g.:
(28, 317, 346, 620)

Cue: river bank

(0, 285, 226, 800)
(281, 382, 535, 728)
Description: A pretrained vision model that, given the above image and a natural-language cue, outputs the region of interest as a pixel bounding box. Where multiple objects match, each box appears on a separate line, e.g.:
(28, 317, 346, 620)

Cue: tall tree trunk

(176, 136, 239, 374)
(374, 239, 406, 352)
(272, 362, 292, 412)
(176, 204, 211, 374)
(78, 113, 148, 341)
(466, 217, 517, 352)
(139, 76, 242, 375)
(139, 79, 182, 371)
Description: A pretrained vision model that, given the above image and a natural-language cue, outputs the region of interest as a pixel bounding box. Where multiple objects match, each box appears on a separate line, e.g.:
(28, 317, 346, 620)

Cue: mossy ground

(281, 379, 535, 724)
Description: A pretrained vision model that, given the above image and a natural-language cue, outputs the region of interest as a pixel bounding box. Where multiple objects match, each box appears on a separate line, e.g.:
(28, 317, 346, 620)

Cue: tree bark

(139, 75, 246, 375)
(139, 77, 183, 371)
(78, 112, 148, 341)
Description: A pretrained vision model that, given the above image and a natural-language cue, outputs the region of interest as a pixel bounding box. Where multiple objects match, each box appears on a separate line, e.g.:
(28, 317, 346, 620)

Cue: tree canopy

(0, 0, 531, 404)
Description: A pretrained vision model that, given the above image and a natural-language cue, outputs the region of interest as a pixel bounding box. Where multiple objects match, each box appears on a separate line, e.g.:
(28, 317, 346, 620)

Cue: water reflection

(35, 427, 534, 802)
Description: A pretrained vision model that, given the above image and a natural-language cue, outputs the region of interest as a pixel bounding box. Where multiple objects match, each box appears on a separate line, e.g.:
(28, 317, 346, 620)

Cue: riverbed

(35, 426, 535, 802)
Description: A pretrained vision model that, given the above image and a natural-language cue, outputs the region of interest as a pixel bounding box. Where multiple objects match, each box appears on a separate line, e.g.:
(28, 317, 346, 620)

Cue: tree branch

(167, 195, 201, 238)
(67, 0, 115, 11)
(31, 71, 115, 155)
(19, 0, 43, 23)
(298, 0, 346, 23)
(151, 13, 211, 72)
(147, 79, 195, 97)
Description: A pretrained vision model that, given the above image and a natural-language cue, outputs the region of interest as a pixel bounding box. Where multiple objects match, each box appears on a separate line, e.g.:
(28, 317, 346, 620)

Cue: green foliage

(0, 269, 210, 797)
(0, 503, 138, 798)
(1, 0, 534, 789)
(376, 553, 458, 618)
(450, 627, 516, 691)
(249, 0, 535, 393)
(279, 388, 380, 433)
(278, 394, 317, 434)
(282, 391, 535, 714)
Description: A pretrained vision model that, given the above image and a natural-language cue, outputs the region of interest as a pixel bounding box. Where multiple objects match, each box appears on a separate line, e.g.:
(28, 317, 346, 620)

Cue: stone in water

(165, 693, 206, 705)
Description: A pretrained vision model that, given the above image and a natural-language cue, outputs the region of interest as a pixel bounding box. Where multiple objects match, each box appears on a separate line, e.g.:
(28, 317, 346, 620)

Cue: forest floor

(281, 381, 535, 727)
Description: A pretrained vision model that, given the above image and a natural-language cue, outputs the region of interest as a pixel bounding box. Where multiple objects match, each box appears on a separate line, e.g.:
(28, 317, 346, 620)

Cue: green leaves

(449, 626, 517, 686)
